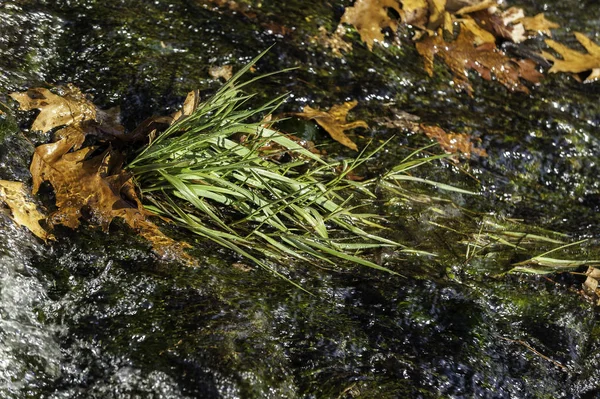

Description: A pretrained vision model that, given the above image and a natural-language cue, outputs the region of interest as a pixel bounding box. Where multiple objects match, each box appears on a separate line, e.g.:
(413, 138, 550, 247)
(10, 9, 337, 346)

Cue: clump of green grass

(127, 51, 468, 282)
(128, 53, 408, 281)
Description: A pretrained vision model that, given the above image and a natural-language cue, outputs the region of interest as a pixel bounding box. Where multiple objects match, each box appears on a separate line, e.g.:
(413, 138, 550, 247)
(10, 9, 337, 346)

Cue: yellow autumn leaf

(294, 101, 368, 151)
(517, 13, 559, 37)
(11, 85, 194, 263)
(543, 32, 600, 83)
(0, 180, 50, 240)
(10, 86, 95, 133)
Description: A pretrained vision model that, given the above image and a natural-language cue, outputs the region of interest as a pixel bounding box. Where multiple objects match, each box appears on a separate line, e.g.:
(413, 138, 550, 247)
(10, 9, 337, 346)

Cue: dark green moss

(2, 0, 600, 397)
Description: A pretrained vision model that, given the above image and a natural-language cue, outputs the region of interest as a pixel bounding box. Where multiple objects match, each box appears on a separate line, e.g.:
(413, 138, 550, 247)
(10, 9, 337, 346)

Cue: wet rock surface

(1, 0, 600, 397)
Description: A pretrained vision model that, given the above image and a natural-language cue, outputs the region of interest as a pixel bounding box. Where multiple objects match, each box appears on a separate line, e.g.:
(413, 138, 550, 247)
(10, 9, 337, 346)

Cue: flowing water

(1, 0, 600, 397)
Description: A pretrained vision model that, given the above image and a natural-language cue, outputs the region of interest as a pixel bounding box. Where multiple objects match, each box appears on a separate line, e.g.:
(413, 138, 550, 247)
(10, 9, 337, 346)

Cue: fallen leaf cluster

(339, 0, 403, 51)
(416, 29, 542, 94)
(334, 0, 562, 93)
(10, 86, 192, 262)
(293, 98, 486, 157)
(377, 109, 486, 158)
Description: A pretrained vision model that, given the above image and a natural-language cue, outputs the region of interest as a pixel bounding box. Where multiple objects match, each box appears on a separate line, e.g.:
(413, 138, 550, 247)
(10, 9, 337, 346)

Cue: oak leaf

(517, 13, 559, 37)
(30, 135, 192, 261)
(416, 29, 542, 95)
(0, 180, 50, 240)
(294, 101, 368, 151)
(420, 125, 487, 158)
(543, 32, 600, 83)
(9, 85, 124, 138)
(340, 0, 403, 51)
(486, 7, 526, 43)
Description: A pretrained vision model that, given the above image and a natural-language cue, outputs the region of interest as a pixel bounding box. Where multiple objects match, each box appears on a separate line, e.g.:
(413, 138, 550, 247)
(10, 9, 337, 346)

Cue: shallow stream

(1, 0, 600, 397)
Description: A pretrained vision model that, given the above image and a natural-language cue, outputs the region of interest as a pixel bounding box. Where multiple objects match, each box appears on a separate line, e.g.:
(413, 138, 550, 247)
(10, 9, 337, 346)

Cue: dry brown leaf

(10, 86, 94, 133)
(466, 8, 525, 43)
(420, 124, 487, 158)
(543, 32, 600, 83)
(517, 13, 559, 37)
(416, 29, 541, 95)
(0, 180, 50, 240)
(9, 85, 193, 263)
(500, 6, 524, 25)
(340, 0, 402, 51)
(9, 85, 124, 137)
(294, 101, 368, 151)
(209, 65, 233, 81)
(30, 136, 192, 261)
(515, 59, 544, 84)
(376, 109, 485, 158)
(497, 7, 526, 42)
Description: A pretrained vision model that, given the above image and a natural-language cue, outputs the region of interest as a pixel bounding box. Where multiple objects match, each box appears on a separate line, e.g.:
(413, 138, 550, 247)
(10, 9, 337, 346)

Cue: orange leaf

(10, 85, 125, 153)
(420, 124, 487, 158)
(416, 28, 541, 94)
(30, 136, 192, 262)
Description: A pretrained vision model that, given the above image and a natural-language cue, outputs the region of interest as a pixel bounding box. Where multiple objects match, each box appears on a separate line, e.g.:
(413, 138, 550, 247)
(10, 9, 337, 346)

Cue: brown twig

(497, 335, 568, 371)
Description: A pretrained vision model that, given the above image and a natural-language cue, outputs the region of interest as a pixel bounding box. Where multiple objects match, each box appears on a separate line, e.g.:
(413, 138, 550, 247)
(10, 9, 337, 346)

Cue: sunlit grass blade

(384, 174, 478, 195)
